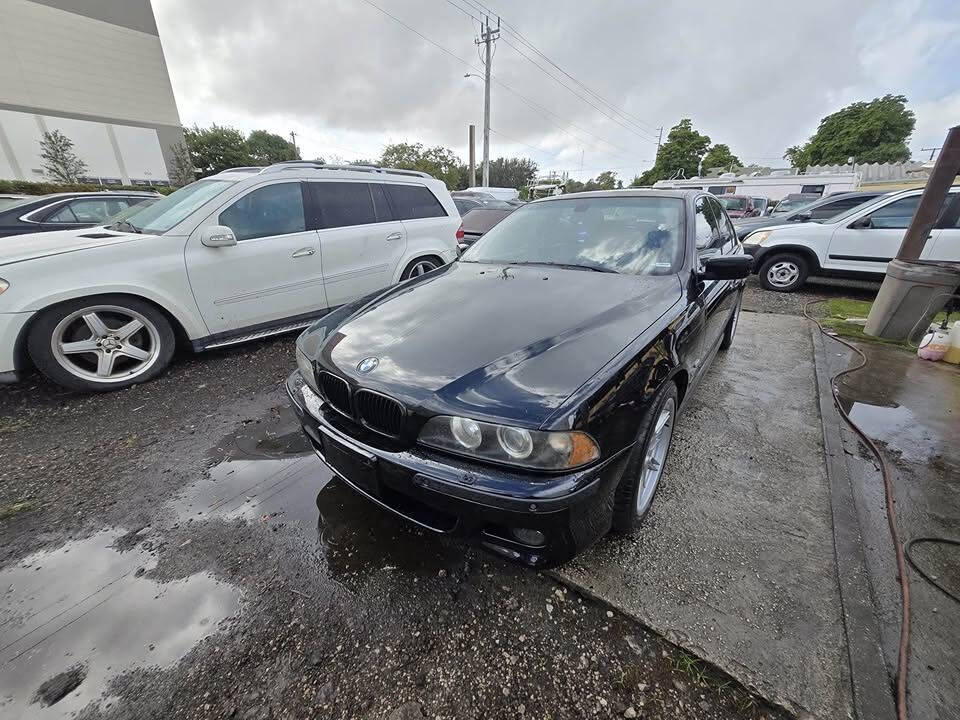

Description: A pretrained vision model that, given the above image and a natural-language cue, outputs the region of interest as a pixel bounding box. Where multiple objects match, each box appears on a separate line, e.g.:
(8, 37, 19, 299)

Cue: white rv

(529, 175, 567, 200)
(652, 171, 858, 201)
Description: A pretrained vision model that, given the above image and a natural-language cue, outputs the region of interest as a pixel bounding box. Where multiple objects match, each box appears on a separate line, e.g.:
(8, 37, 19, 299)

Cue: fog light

(510, 528, 546, 546)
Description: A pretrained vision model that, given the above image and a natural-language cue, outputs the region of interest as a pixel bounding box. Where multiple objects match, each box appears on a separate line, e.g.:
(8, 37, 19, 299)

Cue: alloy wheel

(636, 397, 675, 515)
(408, 260, 438, 277)
(50, 305, 162, 384)
(766, 261, 800, 288)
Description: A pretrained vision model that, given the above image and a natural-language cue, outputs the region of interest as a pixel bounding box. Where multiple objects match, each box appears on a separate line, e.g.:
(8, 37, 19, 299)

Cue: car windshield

(461, 196, 684, 275)
(115, 179, 234, 234)
(105, 198, 158, 223)
(718, 197, 747, 210)
(772, 197, 816, 215)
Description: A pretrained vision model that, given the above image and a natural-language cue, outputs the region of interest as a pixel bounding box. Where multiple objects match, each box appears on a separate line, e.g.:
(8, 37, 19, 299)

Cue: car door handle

(385, 232, 403, 241)
(292, 247, 316, 258)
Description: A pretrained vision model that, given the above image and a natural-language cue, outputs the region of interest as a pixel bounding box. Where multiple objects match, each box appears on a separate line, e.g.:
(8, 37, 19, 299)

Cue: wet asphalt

(0, 338, 785, 719)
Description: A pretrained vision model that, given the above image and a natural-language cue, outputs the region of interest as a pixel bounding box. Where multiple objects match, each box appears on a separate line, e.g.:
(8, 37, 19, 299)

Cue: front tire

(719, 295, 742, 351)
(758, 253, 808, 292)
(611, 381, 679, 532)
(27, 295, 175, 392)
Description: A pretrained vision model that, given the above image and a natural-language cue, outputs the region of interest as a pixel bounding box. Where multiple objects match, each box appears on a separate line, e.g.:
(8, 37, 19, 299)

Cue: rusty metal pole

(895, 125, 960, 260)
(864, 126, 960, 339)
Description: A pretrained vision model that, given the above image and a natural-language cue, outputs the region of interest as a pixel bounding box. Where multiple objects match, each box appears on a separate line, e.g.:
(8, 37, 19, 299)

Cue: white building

(0, 0, 182, 185)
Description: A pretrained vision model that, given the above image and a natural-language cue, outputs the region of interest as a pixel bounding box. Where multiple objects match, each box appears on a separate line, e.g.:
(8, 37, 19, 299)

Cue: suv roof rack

(259, 161, 434, 179)
(220, 167, 265, 174)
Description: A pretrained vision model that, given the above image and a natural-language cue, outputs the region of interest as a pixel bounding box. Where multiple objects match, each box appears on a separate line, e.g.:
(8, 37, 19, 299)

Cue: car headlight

(743, 230, 772, 246)
(0, 279, 8, 296)
(419, 416, 600, 470)
(295, 346, 319, 394)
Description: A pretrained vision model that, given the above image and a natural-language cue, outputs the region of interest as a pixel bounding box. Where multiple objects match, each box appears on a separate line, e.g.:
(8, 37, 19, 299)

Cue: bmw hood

(0, 227, 146, 267)
(313, 262, 682, 426)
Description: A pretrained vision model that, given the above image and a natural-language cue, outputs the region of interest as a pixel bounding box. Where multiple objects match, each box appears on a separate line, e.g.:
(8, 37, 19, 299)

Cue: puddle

(0, 530, 240, 719)
(841, 399, 934, 464)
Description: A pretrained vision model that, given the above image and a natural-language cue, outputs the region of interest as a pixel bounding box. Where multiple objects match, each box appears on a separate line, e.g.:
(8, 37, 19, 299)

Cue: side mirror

(201, 225, 237, 247)
(700, 254, 752, 281)
(849, 216, 872, 230)
(795, 211, 812, 223)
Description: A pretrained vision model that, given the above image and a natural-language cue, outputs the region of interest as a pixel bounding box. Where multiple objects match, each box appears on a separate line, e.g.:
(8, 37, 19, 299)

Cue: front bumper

(0, 311, 35, 382)
(285, 371, 629, 566)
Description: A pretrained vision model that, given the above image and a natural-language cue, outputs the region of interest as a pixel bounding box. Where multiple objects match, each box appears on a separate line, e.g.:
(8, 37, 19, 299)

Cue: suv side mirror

(849, 216, 873, 230)
(700, 255, 752, 280)
(201, 225, 237, 247)
(794, 211, 812, 223)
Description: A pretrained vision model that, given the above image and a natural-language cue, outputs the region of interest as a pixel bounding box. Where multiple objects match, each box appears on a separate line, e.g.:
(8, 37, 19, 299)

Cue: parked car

(743, 186, 960, 292)
(0, 194, 29, 211)
(464, 186, 520, 202)
(453, 197, 483, 216)
(765, 193, 820, 217)
(750, 196, 770, 215)
(0, 162, 460, 391)
(733, 190, 889, 240)
(287, 190, 750, 566)
(715, 194, 757, 219)
(458, 207, 514, 249)
(451, 191, 513, 210)
(0, 191, 159, 238)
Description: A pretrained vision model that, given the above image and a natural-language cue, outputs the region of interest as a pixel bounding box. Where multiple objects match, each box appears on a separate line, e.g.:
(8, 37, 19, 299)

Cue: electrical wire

(803, 299, 911, 720)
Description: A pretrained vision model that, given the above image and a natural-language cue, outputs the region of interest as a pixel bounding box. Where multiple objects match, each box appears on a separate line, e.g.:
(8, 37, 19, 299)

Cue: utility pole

(476, 15, 499, 187)
(289, 131, 298, 157)
(469, 124, 476, 187)
(655, 126, 663, 156)
(921, 147, 941, 161)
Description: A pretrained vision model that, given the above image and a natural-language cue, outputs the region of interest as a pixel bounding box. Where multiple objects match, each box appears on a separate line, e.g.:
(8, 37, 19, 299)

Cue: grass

(0, 500, 36, 521)
(816, 297, 949, 350)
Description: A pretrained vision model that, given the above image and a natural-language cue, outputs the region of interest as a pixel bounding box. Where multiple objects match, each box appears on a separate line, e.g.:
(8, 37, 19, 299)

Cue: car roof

(29, 191, 160, 200)
(211, 161, 439, 184)
(533, 189, 696, 202)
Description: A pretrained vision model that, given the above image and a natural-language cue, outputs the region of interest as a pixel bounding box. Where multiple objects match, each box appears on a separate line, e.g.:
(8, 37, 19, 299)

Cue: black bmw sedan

(287, 190, 751, 566)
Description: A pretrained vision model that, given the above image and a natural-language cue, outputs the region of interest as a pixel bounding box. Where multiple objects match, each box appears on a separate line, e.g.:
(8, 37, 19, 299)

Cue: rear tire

(400, 256, 443, 280)
(611, 381, 679, 532)
(27, 295, 175, 392)
(758, 253, 808, 292)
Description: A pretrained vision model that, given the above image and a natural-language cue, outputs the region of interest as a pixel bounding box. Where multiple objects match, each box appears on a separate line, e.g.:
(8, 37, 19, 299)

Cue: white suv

(743, 186, 960, 291)
(0, 162, 461, 391)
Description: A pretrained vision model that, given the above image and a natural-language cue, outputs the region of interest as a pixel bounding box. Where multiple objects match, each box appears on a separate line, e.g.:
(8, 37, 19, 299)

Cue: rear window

(384, 184, 446, 220)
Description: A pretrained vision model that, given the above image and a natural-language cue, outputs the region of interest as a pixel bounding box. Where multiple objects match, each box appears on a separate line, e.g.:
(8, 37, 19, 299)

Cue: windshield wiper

(111, 219, 141, 233)
(507, 261, 619, 274)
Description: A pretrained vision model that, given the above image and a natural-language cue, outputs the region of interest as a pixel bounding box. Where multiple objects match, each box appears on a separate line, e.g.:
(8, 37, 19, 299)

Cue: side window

(219, 182, 306, 241)
(44, 203, 79, 223)
(695, 197, 724, 252)
(384, 184, 447, 220)
(936, 193, 960, 229)
(309, 182, 377, 229)
(370, 183, 394, 222)
(809, 196, 868, 220)
(709, 197, 736, 252)
(801, 184, 825, 196)
(862, 196, 921, 230)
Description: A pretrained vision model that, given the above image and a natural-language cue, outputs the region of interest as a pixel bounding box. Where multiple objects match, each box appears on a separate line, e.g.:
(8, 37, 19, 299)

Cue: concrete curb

(809, 326, 895, 720)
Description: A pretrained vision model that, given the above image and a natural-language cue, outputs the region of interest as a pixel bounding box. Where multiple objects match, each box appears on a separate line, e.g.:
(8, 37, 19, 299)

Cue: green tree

(636, 119, 712, 185)
(245, 130, 300, 164)
(784, 94, 915, 170)
(168, 141, 195, 187)
(380, 142, 462, 188)
(701, 143, 742, 173)
(184, 125, 251, 177)
(39, 130, 87, 183)
(486, 157, 539, 190)
(594, 170, 618, 190)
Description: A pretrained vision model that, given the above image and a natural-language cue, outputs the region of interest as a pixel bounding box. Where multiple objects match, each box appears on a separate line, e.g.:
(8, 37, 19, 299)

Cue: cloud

(152, 0, 957, 178)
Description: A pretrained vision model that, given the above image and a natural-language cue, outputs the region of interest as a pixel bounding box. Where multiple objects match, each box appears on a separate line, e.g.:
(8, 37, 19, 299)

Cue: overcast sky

(152, 0, 959, 181)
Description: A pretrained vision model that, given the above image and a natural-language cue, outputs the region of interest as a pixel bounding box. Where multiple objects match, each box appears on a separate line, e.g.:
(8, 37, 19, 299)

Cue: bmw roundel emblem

(357, 357, 379, 374)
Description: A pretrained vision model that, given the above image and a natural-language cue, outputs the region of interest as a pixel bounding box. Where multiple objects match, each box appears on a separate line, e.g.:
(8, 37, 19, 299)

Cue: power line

(443, 0, 659, 144)
(359, 0, 641, 162)
(457, 0, 663, 135)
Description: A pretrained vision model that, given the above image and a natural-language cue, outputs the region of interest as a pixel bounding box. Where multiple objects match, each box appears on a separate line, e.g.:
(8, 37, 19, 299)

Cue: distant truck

(528, 176, 567, 200)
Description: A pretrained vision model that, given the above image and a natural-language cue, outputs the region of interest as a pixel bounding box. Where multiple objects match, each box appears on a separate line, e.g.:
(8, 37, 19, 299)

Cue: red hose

(804, 300, 911, 720)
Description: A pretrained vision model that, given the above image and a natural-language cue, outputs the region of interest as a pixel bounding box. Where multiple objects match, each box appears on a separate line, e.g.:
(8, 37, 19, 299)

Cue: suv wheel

(758, 253, 809, 292)
(401, 256, 442, 279)
(27, 295, 175, 392)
